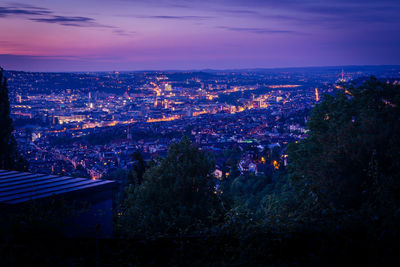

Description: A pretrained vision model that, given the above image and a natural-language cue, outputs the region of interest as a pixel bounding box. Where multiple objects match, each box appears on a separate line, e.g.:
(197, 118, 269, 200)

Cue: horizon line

(3, 64, 400, 74)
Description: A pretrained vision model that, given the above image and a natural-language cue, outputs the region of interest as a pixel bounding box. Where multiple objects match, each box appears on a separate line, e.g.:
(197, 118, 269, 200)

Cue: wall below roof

(0, 187, 117, 238)
(62, 190, 115, 238)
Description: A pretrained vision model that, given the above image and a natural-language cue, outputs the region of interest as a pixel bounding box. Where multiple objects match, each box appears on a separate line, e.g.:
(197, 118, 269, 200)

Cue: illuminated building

(165, 83, 172, 91)
(31, 132, 41, 142)
(88, 92, 93, 109)
(282, 154, 288, 166)
(55, 115, 86, 124)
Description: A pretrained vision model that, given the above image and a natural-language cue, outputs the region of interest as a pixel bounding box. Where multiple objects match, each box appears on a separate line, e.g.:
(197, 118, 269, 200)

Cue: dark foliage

(0, 68, 27, 171)
(116, 137, 225, 237)
(287, 77, 400, 232)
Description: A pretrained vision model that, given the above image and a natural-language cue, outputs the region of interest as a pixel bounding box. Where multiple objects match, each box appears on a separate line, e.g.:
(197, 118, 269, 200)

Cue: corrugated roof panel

(0, 178, 87, 197)
(0, 174, 55, 186)
(0, 169, 117, 205)
(0, 177, 80, 193)
(0, 172, 31, 178)
(0, 171, 20, 177)
(0, 179, 103, 202)
(8, 180, 115, 204)
(0, 173, 50, 184)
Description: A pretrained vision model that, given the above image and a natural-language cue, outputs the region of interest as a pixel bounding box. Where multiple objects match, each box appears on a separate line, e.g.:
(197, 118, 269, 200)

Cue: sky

(0, 0, 399, 72)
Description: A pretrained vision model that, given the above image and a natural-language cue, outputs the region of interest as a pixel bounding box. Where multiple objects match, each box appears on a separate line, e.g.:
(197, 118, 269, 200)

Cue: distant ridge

(4, 64, 400, 74)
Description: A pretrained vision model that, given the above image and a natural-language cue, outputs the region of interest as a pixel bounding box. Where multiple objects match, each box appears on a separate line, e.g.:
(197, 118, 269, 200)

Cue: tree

(287, 77, 400, 217)
(117, 136, 224, 237)
(0, 68, 27, 171)
(131, 150, 147, 184)
(222, 173, 272, 209)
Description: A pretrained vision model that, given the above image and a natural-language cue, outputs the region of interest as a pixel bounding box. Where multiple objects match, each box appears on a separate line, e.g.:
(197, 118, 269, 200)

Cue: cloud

(215, 9, 259, 16)
(0, 3, 132, 36)
(0, 5, 50, 17)
(210, 0, 400, 29)
(113, 29, 136, 37)
(29, 15, 114, 28)
(0, 3, 111, 27)
(133, 15, 214, 20)
(217, 26, 296, 35)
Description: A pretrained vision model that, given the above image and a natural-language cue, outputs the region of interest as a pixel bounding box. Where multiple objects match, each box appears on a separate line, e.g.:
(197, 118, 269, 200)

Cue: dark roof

(0, 169, 117, 205)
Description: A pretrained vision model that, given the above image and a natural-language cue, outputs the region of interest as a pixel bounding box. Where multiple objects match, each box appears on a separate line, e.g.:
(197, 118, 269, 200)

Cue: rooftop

(0, 169, 116, 205)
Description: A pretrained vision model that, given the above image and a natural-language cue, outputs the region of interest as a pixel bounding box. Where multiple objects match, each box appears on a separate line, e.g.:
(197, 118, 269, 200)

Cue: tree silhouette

(117, 136, 224, 237)
(287, 77, 400, 216)
(0, 68, 27, 171)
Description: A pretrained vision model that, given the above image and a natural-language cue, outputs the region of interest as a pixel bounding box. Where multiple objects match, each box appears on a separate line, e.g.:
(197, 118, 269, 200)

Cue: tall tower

(88, 92, 93, 109)
(16, 94, 22, 103)
(154, 96, 158, 107)
(315, 88, 320, 102)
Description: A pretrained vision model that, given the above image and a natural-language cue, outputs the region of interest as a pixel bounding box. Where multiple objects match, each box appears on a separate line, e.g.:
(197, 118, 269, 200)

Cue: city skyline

(1, 0, 400, 72)
(7, 65, 399, 177)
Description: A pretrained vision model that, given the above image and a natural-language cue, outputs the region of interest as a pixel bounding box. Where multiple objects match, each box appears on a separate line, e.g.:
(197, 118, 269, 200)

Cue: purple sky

(1, 0, 399, 71)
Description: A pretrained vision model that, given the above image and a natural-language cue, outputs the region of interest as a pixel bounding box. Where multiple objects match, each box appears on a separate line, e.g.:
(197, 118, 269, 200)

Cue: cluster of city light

(206, 94, 218, 100)
(222, 86, 256, 94)
(228, 106, 246, 114)
(56, 115, 86, 124)
(192, 110, 208, 116)
(12, 111, 33, 118)
(268, 85, 301, 89)
(150, 82, 162, 96)
(146, 115, 181, 123)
